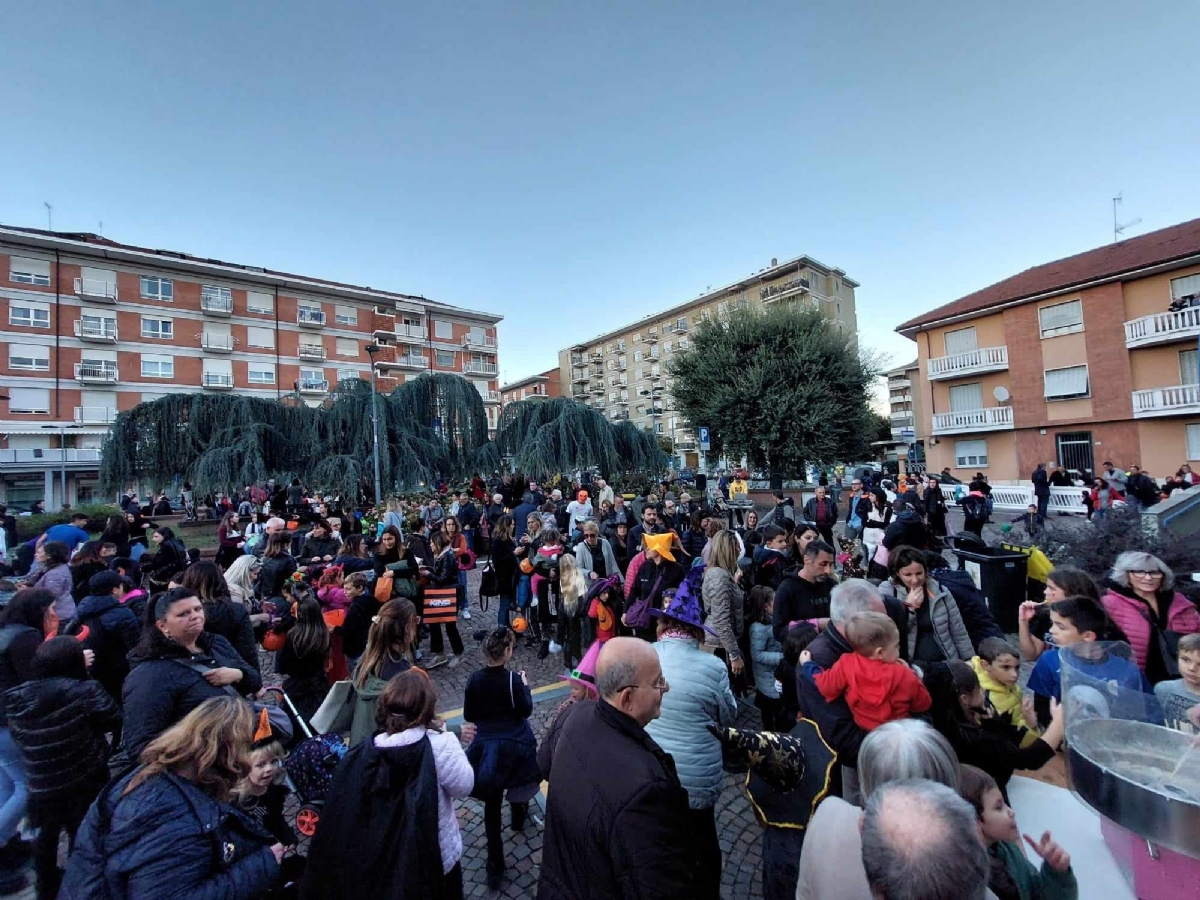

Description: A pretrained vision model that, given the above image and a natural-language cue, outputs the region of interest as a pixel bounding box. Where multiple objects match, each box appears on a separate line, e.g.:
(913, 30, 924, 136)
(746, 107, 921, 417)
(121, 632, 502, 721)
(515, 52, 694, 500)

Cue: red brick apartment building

(897, 218, 1200, 482)
(499, 368, 562, 410)
(0, 225, 501, 509)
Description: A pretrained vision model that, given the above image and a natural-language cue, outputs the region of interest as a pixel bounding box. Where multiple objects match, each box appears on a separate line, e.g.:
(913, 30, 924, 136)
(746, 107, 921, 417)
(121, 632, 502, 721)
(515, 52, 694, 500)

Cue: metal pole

(59, 428, 67, 508)
(368, 348, 382, 504)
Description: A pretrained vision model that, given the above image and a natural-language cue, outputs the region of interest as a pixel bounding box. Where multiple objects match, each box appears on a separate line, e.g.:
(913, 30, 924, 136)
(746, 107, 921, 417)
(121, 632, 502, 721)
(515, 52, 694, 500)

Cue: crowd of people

(0, 465, 1196, 899)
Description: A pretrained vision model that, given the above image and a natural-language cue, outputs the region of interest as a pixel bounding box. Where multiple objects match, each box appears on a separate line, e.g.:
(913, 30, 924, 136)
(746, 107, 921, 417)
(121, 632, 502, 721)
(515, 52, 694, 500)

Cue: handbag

(374, 570, 394, 602)
(479, 559, 499, 598)
(422, 585, 459, 625)
(311, 679, 357, 734)
(624, 571, 664, 629)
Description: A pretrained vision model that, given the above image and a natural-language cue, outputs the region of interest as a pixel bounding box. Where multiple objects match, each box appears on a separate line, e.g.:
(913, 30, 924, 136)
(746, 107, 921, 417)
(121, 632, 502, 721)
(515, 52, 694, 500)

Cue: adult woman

(124, 509, 154, 548)
(1102, 551, 1200, 682)
(373, 525, 404, 578)
(180, 562, 258, 671)
(489, 515, 519, 629)
(645, 588, 737, 900)
(623, 532, 685, 641)
(223, 554, 261, 611)
(861, 489, 891, 574)
(69, 541, 108, 604)
(701, 530, 745, 677)
(513, 514, 544, 620)
(61, 697, 282, 899)
(306, 670, 472, 899)
(382, 497, 406, 535)
(442, 516, 472, 618)
(737, 508, 760, 537)
(215, 511, 245, 570)
(140, 527, 187, 589)
(574, 519, 620, 587)
(877, 545, 975, 665)
(99, 515, 131, 557)
(257, 532, 297, 602)
(299, 518, 339, 565)
(611, 521, 632, 574)
(0, 589, 56, 893)
(1018, 565, 1099, 661)
(680, 509, 708, 560)
(120, 588, 262, 758)
(795, 720, 960, 900)
(25, 541, 74, 621)
(349, 598, 419, 746)
(332, 533, 374, 574)
(788, 523, 821, 570)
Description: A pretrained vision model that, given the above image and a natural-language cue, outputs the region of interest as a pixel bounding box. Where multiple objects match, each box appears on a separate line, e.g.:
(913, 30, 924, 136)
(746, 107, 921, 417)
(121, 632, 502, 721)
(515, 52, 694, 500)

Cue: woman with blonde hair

(61, 697, 283, 898)
(556, 552, 588, 671)
(223, 554, 261, 611)
(702, 529, 746, 678)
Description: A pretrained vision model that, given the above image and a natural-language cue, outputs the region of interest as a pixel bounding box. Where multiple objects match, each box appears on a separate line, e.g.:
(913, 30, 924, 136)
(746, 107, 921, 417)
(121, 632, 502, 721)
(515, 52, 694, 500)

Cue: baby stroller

(266, 688, 348, 839)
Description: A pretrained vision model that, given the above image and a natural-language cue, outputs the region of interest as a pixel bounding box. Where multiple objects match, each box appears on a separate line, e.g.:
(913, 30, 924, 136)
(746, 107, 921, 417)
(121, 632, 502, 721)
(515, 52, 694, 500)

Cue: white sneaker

(426, 655, 448, 669)
(447, 655, 464, 669)
(549, 641, 563, 654)
(462, 609, 472, 620)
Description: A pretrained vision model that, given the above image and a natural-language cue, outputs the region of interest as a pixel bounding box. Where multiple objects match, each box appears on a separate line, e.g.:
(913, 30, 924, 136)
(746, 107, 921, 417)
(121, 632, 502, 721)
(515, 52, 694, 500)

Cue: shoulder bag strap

(168, 657, 241, 698)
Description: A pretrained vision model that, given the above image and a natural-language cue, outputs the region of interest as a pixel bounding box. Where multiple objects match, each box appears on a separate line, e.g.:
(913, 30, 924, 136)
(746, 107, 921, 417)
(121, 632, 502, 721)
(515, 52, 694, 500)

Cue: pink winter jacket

(317, 585, 351, 611)
(1101, 587, 1200, 672)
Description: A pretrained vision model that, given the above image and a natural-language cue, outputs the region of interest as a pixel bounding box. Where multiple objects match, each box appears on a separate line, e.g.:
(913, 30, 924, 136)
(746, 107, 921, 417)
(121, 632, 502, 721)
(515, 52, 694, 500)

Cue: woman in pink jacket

(1102, 551, 1200, 683)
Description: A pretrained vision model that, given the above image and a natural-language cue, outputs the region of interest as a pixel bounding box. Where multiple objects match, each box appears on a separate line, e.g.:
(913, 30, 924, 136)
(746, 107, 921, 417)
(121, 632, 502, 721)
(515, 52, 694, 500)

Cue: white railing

(394, 355, 429, 369)
(463, 360, 499, 376)
(930, 406, 1014, 434)
(1132, 383, 1200, 417)
(394, 323, 427, 341)
(0, 448, 102, 464)
(888, 378, 911, 389)
(667, 322, 688, 333)
(74, 319, 117, 341)
(74, 406, 117, 424)
(200, 333, 235, 351)
(200, 294, 233, 314)
(480, 390, 500, 402)
(1124, 308, 1200, 347)
(73, 277, 117, 301)
(74, 362, 118, 382)
(202, 373, 234, 389)
(890, 410, 913, 422)
(299, 344, 326, 360)
(939, 483, 1088, 515)
(461, 333, 497, 350)
(927, 345, 1008, 379)
(297, 308, 326, 326)
(298, 379, 328, 393)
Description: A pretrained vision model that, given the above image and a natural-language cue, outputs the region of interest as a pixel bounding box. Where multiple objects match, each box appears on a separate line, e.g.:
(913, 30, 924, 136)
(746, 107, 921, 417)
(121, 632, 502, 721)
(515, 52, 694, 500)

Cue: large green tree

(667, 305, 878, 475)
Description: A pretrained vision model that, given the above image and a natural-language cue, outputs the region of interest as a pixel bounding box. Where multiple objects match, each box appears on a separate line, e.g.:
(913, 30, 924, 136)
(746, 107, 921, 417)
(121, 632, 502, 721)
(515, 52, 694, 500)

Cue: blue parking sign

(698, 426, 710, 451)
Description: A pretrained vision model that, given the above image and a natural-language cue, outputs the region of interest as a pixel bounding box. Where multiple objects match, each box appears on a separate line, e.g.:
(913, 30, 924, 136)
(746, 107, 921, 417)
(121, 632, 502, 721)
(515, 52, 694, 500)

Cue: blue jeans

(0, 728, 27, 843)
(457, 568, 468, 611)
(516, 575, 531, 609)
(497, 592, 515, 628)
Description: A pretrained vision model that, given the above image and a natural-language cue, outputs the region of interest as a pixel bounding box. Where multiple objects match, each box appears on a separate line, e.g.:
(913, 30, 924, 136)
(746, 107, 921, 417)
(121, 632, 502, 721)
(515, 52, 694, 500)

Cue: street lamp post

(364, 344, 383, 504)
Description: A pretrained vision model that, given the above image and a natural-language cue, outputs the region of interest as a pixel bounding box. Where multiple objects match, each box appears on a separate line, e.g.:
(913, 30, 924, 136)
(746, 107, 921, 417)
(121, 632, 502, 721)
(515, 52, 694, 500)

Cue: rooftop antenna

(98, 220, 103, 236)
(1113, 193, 1141, 243)
(43, 202, 52, 231)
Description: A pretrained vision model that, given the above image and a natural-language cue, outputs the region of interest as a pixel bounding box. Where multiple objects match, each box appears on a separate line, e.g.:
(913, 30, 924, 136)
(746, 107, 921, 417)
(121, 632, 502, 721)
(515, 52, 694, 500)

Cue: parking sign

(698, 426, 710, 451)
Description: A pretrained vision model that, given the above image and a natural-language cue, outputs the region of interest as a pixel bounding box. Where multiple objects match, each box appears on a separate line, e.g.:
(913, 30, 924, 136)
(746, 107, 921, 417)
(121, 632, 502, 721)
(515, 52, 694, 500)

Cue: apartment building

(556, 255, 859, 467)
(880, 360, 923, 471)
(896, 217, 1200, 483)
(499, 368, 561, 409)
(0, 225, 501, 509)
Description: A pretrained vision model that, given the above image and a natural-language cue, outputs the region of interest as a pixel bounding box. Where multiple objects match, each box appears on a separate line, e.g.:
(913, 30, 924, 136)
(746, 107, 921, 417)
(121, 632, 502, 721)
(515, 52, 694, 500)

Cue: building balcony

(74, 319, 117, 342)
(571, 371, 590, 384)
(926, 345, 1008, 380)
(462, 333, 496, 351)
(74, 362, 119, 384)
(570, 354, 586, 368)
(1131, 383, 1200, 418)
(589, 352, 603, 363)
(571, 386, 589, 398)
(74, 277, 117, 302)
(480, 390, 501, 404)
(299, 344, 327, 361)
(202, 373, 235, 390)
(890, 411, 914, 423)
(74, 406, 117, 425)
(200, 294, 233, 316)
(760, 276, 810, 304)
(888, 378, 912, 389)
(298, 378, 329, 395)
(643, 329, 659, 344)
(376, 355, 429, 371)
(200, 333, 235, 352)
(589, 383, 605, 395)
(1124, 308, 1200, 349)
(0, 448, 102, 471)
(675, 438, 698, 452)
(930, 405, 1014, 435)
(610, 411, 630, 421)
(463, 359, 499, 377)
(297, 308, 326, 328)
(374, 322, 427, 344)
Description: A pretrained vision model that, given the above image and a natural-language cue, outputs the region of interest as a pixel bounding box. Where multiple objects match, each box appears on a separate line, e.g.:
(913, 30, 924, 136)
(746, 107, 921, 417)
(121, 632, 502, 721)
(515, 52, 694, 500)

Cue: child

(335, 572, 373, 673)
(6, 637, 121, 900)
(233, 710, 297, 848)
(801, 612, 931, 731)
(747, 585, 785, 730)
(530, 529, 566, 659)
(972, 637, 1040, 747)
(775, 624, 819, 727)
(277, 585, 332, 721)
(540, 640, 601, 779)
(556, 552, 588, 671)
(315, 565, 349, 610)
(752, 525, 788, 590)
(959, 764, 1078, 900)
(1154, 632, 1200, 733)
(1012, 503, 1041, 536)
(463, 628, 541, 891)
(586, 575, 620, 645)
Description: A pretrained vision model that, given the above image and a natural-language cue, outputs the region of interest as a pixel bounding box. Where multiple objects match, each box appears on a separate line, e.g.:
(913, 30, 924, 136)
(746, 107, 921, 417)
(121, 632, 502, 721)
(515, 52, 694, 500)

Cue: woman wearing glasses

(1102, 551, 1200, 682)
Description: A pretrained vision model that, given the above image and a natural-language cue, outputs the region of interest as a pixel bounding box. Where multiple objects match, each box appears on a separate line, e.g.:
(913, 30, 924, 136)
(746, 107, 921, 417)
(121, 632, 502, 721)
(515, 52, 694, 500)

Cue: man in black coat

(625, 505, 666, 557)
(539, 638, 697, 899)
(881, 498, 928, 551)
(65, 571, 141, 702)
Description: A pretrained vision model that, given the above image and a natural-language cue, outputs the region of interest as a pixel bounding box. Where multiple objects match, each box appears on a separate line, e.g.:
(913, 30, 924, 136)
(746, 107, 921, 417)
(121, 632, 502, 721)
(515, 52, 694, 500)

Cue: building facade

(555, 255, 859, 467)
(880, 360, 923, 471)
(0, 225, 501, 509)
(897, 217, 1200, 483)
(499, 368, 561, 409)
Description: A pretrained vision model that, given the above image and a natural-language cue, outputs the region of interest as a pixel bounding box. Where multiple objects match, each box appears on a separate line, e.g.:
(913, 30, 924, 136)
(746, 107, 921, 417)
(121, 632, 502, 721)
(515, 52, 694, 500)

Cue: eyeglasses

(1130, 570, 1164, 578)
(619, 675, 669, 693)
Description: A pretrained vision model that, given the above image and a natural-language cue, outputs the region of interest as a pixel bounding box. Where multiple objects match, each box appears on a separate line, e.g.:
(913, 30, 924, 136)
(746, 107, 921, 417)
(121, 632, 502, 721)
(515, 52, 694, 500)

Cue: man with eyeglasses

(538, 637, 697, 898)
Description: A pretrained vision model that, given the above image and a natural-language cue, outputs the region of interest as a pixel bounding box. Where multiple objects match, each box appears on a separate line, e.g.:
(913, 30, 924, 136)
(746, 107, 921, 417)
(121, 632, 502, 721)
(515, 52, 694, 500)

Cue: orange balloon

(511, 616, 528, 633)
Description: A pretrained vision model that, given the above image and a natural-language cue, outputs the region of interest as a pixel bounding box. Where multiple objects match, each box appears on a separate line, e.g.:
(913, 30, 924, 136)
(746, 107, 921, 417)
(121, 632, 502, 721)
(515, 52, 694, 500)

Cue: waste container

(952, 545, 1028, 633)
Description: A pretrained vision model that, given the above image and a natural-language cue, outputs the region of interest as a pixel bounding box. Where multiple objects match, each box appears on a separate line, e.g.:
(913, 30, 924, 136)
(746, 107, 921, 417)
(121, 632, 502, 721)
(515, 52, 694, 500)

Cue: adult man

(1101, 460, 1127, 499)
(421, 498, 444, 530)
(538, 638, 696, 899)
(844, 478, 871, 541)
(1126, 465, 1159, 509)
(860, 780, 989, 900)
(938, 467, 961, 484)
(1031, 462, 1051, 527)
(565, 491, 593, 541)
(251, 516, 287, 558)
(761, 492, 795, 528)
(882, 497, 927, 551)
(1048, 463, 1072, 488)
(66, 571, 140, 701)
(772, 540, 836, 641)
(660, 498, 681, 532)
(43, 514, 91, 553)
(594, 478, 614, 507)
(626, 503, 666, 557)
(457, 492, 481, 552)
(512, 492, 538, 541)
(803, 485, 839, 544)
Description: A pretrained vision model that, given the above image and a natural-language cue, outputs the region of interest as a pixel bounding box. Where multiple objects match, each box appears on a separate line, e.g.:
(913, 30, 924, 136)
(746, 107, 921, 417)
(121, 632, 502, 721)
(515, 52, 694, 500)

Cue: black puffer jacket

(202, 599, 259, 671)
(120, 631, 262, 758)
(5, 677, 121, 815)
(258, 552, 298, 600)
(65, 594, 142, 701)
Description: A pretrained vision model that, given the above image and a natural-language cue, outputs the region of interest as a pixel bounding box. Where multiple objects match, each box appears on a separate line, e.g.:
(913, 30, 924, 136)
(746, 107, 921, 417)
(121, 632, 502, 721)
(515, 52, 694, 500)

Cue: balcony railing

(890, 411, 914, 422)
(675, 439, 697, 452)
(888, 378, 912, 389)
(298, 379, 329, 394)
(74, 406, 117, 424)
(760, 276, 810, 304)
(927, 345, 1008, 380)
(1131, 383, 1200, 418)
(297, 308, 326, 327)
(74, 362, 119, 383)
(74, 319, 117, 342)
(0, 448, 102, 466)
(200, 294, 234, 315)
(571, 370, 590, 384)
(589, 352, 603, 363)
(1123, 308, 1200, 348)
(393, 323, 427, 343)
(73, 277, 117, 301)
(589, 383, 605, 395)
(570, 354, 586, 367)
(461, 333, 497, 351)
(930, 405, 1014, 435)
(299, 344, 327, 361)
(202, 373, 235, 390)
(666, 322, 688, 334)
(463, 359, 499, 376)
(200, 333, 235, 352)
(391, 355, 429, 370)
(480, 390, 500, 403)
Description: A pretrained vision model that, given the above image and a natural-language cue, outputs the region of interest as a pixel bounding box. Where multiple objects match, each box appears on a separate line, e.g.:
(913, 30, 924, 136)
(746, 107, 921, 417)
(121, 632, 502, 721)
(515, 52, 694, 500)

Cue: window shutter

(1044, 366, 1089, 399)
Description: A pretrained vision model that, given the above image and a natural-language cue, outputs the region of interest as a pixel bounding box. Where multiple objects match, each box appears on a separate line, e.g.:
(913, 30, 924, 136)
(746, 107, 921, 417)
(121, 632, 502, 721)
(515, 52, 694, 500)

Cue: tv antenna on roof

(1113, 193, 1141, 243)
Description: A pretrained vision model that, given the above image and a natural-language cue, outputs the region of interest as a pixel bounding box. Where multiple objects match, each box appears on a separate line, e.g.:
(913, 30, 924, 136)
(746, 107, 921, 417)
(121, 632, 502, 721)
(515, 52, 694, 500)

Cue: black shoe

(538, 641, 549, 660)
(511, 809, 527, 832)
(487, 870, 503, 890)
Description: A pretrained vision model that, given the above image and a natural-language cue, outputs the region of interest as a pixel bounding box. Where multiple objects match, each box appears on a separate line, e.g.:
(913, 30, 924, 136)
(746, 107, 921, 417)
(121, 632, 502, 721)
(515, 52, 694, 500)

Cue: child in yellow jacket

(972, 637, 1041, 748)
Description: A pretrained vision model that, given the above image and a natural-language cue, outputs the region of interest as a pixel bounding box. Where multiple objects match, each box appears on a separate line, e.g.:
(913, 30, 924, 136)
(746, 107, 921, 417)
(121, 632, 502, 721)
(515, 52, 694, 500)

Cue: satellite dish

(993, 386, 1011, 403)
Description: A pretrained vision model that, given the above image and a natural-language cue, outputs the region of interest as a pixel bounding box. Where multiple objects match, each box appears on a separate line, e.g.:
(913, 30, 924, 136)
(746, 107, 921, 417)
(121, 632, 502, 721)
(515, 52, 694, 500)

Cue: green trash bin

(952, 545, 1028, 633)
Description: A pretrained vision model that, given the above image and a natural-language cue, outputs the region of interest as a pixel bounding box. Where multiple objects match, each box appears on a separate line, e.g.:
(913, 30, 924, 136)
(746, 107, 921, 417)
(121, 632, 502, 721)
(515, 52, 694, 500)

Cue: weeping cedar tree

(99, 374, 492, 499)
(667, 305, 878, 475)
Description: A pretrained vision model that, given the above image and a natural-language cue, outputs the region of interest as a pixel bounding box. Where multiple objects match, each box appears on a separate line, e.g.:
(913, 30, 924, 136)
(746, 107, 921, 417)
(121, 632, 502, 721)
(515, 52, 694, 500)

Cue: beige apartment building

(556, 255, 859, 466)
(881, 360, 923, 470)
(897, 217, 1200, 483)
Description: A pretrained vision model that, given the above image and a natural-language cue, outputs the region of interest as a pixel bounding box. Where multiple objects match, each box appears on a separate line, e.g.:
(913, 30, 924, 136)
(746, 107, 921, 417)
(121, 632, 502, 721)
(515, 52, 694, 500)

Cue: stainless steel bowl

(1066, 718, 1200, 859)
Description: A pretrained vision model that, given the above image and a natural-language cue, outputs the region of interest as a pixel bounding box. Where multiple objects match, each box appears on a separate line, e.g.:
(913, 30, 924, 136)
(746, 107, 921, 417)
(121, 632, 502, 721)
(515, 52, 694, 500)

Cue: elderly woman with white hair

(1102, 550, 1200, 682)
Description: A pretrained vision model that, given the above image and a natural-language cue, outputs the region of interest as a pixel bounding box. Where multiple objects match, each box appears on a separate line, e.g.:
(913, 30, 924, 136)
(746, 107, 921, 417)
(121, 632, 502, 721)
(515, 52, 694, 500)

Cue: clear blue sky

(3, 2, 1198, 384)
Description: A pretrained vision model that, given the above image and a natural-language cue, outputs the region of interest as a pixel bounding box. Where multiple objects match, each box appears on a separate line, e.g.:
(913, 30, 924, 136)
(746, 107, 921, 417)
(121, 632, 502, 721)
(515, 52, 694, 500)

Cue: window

(1181, 349, 1199, 386)
(300, 367, 324, 384)
(247, 291, 274, 314)
(1171, 273, 1200, 302)
(9, 257, 50, 285)
(664, 340, 673, 353)
(8, 387, 50, 413)
(1188, 424, 1200, 461)
(634, 349, 643, 363)
(635, 368, 644, 381)
(337, 367, 360, 383)
(248, 363, 275, 385)
(435, 349, 455, 367)
(1055, 431, 1094, 474)
(140, 276, 173, 301)
(335, 338, 358, 357)
(954, 439, 988, 468)
(1044, 365, 1090, 400)
(1039, 299, 1083, 337)
(141, 355, 174, 379)
(9, 344, 50, 371)
(141, 392, 166, 403)
(247, 326, 274, 349)
(949, 382, 983, 412)
(141, 317, 173, 340)
(8, 302, 50, 328)
(433, 320, 452, 340)
(943, 326, 977, 356)
(334, 305, 358, 326)
(202, 285, 233, 303)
